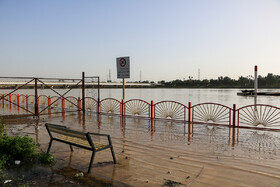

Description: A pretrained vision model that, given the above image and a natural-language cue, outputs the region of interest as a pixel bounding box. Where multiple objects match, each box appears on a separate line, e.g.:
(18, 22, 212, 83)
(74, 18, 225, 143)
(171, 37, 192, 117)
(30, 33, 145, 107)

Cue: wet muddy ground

(2, 112, 280, 186)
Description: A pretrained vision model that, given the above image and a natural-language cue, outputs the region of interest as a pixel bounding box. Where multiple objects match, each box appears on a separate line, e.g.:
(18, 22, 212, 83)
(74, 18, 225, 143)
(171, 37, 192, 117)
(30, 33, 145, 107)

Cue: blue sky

(0, 0, 280, 82)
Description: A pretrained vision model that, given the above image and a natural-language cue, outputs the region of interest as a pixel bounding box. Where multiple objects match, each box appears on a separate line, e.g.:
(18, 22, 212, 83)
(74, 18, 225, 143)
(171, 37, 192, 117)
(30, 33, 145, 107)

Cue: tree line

(156, 73, 280, 88)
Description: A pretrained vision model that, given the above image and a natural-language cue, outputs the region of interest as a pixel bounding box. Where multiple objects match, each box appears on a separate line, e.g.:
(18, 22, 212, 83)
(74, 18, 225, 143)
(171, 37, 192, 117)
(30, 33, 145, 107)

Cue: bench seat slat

(57, 135, 108, 150)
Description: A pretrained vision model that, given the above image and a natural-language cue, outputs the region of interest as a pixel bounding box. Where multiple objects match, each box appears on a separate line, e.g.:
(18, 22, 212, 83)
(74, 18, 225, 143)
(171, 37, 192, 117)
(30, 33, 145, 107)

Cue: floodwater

(2, 88, 280, 186)
(2, 88, 280, 107)
(3, 111, 280, 186)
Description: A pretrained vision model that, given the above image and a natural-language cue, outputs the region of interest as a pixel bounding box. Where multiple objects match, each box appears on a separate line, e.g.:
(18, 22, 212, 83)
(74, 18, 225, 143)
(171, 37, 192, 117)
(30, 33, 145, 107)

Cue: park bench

(45, 123, 117, 173)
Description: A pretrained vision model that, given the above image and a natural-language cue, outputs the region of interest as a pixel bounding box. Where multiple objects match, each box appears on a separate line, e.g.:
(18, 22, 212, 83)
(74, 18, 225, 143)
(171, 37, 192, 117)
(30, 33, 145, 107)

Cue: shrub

(0, 118, 4, 137)
(0, 135, 37, 164)
(36, 152, 56, 165)
(0, 118, 56, 169)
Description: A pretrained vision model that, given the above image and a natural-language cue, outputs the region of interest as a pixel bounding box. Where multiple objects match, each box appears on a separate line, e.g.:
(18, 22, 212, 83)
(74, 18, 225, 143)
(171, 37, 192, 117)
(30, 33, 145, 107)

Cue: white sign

(116, 56, 130, 79)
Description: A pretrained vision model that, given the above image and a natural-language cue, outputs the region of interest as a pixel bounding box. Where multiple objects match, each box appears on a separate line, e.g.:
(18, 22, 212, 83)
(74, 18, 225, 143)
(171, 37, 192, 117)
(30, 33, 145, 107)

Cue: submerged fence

(1, 93, 280, 130)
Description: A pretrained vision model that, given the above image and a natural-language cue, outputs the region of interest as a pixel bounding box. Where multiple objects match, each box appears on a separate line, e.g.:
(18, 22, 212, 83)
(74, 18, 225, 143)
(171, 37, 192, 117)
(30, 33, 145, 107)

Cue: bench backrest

(45, 123, 88, 141)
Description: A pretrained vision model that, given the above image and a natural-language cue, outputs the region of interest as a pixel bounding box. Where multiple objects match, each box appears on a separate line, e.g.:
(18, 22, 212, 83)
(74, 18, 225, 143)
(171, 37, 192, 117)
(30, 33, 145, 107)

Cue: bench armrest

(88, 132, 113, 146)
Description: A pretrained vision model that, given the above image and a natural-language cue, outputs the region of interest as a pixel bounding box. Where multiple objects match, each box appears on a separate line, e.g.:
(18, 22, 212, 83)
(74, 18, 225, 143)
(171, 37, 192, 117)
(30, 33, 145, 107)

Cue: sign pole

(123, 78, 125, 100)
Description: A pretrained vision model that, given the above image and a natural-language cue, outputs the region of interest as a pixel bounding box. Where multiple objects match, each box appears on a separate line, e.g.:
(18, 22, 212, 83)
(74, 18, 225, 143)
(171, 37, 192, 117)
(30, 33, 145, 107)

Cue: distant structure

(140, 70, 142, 82)
(108, 69, 112, 82)
(198, 68, 200, 80)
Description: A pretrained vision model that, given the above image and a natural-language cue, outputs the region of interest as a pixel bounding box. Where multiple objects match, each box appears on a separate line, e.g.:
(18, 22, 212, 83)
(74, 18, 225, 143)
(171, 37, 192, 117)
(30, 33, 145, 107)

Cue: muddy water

(2, 88, 280, 107)
(3, 112, 280, 186)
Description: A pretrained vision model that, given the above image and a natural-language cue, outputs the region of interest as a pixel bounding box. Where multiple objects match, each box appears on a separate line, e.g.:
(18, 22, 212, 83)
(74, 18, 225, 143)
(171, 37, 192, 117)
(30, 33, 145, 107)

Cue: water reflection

(3, 109, 280, 186)
(4, 107, 280, 173)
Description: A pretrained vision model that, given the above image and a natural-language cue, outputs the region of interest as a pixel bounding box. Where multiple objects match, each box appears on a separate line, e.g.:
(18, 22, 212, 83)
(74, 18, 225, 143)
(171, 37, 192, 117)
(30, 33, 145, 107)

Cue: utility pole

(109, 69, 111, 82)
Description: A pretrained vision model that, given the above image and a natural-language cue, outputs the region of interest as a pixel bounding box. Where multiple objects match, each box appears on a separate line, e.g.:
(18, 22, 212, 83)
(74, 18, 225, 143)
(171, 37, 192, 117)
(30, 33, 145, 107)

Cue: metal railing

(2, 93, 280, 131)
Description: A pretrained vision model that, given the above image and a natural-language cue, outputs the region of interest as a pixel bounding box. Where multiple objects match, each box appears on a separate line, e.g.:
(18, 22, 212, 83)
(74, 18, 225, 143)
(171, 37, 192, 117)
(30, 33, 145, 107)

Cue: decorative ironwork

(192, 103, 231, 125)
(19, 94, 26, 105)
(38, 95, 48, 106)
(51, 96, 61, 108)
(11, 94, 16, 102)
(154, 101, 187, 121)
(65, 96, 78, 109)
(100, 98, 121, 114)
(85, 97, 97, 112)
(238, 104, 280, 127)
(28, 95, 35, 105)
(125, 99, 150, 117)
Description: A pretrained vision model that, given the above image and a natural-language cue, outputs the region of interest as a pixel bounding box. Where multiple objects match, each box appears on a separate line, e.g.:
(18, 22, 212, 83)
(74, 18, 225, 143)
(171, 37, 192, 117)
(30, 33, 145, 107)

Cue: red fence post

(188, 102, 192, 123)
(233, 104, 236, 127)
(151, 100, 154, 119)
(17, 94, 20, 106)
(2, 94, 4, 106)
(48, 96, 51, 109)
(78, 97, 81, 111)
(121, 99, 126, 116)
(124, 100, 126, 116)
(120, 99, 124, 116)
(62, 97, 65, 110)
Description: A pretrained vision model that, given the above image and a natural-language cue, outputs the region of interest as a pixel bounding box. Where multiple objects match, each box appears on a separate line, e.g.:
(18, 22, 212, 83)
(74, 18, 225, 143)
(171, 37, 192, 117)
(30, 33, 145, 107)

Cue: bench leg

(47, 139, 53, 154)
(88, 151, 96, 173)
(69, 145, 73, 151)
(107, 136, 117, 164)
(110, 146, 117, 164)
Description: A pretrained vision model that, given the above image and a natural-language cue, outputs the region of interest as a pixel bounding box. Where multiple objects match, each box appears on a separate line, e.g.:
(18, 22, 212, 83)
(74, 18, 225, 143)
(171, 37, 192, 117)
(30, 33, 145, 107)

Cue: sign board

(116, 56, 130, 79)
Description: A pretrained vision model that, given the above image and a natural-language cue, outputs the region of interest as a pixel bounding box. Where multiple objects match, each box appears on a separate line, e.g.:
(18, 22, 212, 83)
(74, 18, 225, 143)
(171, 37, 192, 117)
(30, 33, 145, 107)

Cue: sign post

(116, 57, 130, 100)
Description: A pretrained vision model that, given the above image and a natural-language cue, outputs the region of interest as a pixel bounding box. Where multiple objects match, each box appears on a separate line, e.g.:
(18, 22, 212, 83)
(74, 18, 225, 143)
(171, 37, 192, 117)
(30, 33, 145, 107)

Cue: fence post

(17, 94, 19, 106)
(9, 94, 11, 109)
(151, 100, 154, 119)
(26, 95, 28, 109)
(233, 104, 236, 127)
(124, 100, 126, 116)
(82, 72, 85, 114)
(97, 98, 100, 114)
(2, 94, 5, 108)
(62, 97, 65, 110)
(188, 102, 192, 123)
(48, 96, 51, 115)
(78, 97, 81, 111)
(121, 99, 124, 116)
(48, 96, 51, 109)
(34, 78, 39, 116)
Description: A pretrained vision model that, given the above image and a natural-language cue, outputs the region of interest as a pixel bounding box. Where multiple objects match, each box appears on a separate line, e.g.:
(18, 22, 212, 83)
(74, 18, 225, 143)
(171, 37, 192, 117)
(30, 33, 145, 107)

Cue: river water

(2, 88, 280, 186)
(2, 88, 280, 108)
